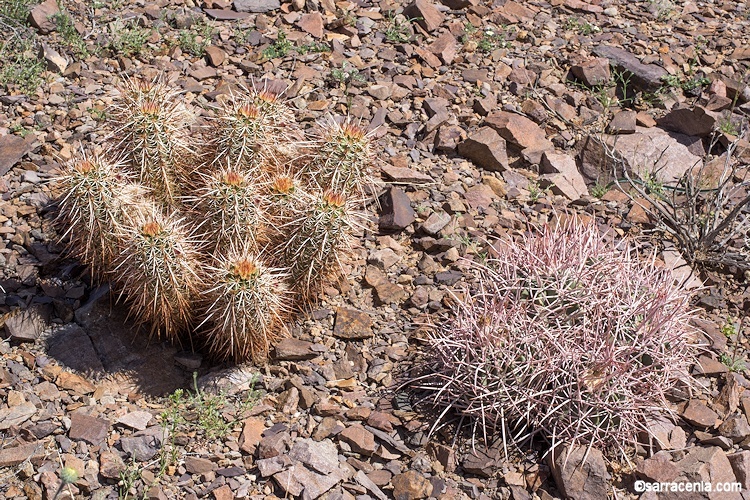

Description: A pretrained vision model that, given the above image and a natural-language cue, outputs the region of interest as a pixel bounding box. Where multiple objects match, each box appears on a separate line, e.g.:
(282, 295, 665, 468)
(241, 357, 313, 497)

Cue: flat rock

(297, 12, 324, 38)
(116, 411, 154, 431)
(667, 446, 741, 500)
(381, 165, 433, 184)
(429, 31, 457, 64)
(99, 450, 126, 479)
(121, 433, 161, 461)
(421, 211, 451, 235)
(464, 183, 496, 210)
(204, 8, 252, 19)
(657, 105, 718, 137)
(539, 151, 588, 200)
(458, 127, 509, 172)
(239, 417, 266, 455)
(637, 450, 680, 483)
(46, 323, 105, 374)
(593, 45, 668, 91)
(485, 111, 553, 154)
(185, 456, 217, 474)
(273, 463, 344, 500)
(333, 307, 373, 339)
(0, 402, 37, 430)
(0, 135, 33, 176)
(607, 109, 637, 134)
(547, 445, 609, 500)
(339, 424, 377, 456)
(288, 438, 340, 474)
(728, 451, 750, 489)
(4, 303, 51, 342)
(718, 414, 750, 443)
(204, 46, 226, 66)
(0, 441, 47, 467)
(56, 371, 96, 394)
(273, 338, 316, 360)
(234, 0, 280, 12)
(682, 399, 720, 429)
(69, 412, 109, 445)
(379, 187, 415, 231)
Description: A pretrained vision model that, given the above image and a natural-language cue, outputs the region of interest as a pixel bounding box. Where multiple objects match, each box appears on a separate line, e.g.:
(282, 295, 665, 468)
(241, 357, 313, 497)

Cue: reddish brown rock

(27, 0, 59, 34)
(69, 412, 109, 445)
(547, 445, 609, 500)
(682, 399, 720, 429)
(485, 111, 553, 154)
(333, 307, 373, 339)
(457, 127, 508, 172)
(607, 109, 637, 134)
(204, 46, 226, 66)
(404, 0, 444, 32)
(339, 425, 377, 456)
(571, 58, 611, 87)
(637, 451, 680, 483)
(239, 417, 266, 454)
(429, 31, 457, 64)
(392, 470, 433, 500)
(297, 12, 324, 38)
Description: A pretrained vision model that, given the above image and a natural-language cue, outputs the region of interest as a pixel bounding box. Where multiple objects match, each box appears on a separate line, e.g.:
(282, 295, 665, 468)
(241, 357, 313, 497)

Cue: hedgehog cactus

(307, 117, 377, 198)
(113, 206, 203, 342)
(193, 164, 266, 253)
(57, 153, 139, 281)
(202, 251, 289, 363)
(111, 77, 194, 206)
(281, 190, 357, 299)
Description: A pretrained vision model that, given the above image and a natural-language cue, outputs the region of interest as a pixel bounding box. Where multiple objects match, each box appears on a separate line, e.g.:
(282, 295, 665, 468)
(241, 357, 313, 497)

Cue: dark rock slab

(69, 412, 109, 445)
(593, 45, 668, 91)
(333, 307, 373, 339)
(46, 323, 105, 374)
(379, 187, 415, 231)
(0, 135, 32, 176)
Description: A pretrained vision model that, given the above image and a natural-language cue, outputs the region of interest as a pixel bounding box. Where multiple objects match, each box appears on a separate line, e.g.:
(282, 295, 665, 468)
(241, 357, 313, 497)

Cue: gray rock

(718, 414, 750, 443)
(421, 212, 451, 236)
(288, 438, 340, 475)
(593, 45, 668, 91)
(69, 412, 110, 446)
(40, 43, 67, 73)
(274, 338, 317, 360)
(4, 303, 52, 343)
(27, 0, 59, 34)
(607, 109, 637, 134)
(116, 411, 154, 431)
(728, 451, 750, 489)
(234, 0, 281, 12)
(547, 445, 610, 500)
(458, 127, 509, 172)
(657, 105, 719, 137)
(539, 151, 588, 200)
(46, 323, 105, 374)
(682, 399, 720, 429)
(121, 433, 161, 462)
(0, 402, 37, 430)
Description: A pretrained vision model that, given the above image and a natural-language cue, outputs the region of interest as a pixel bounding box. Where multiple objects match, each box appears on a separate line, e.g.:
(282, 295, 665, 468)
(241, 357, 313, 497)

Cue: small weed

(179, 19, 214, 58)
(528, 180, 547, 202)
(296, 40, 330, 55)
(0, 34, 44, 94)
(0, 0, 35, 23)
(232, 25, 254, 45)
(590, 182, 609, 199)
(384, 12, 416, 43)
(641, 171, 665, 197)
(721, 319, 738, 339)
(720, 352, 747, 372)
(109, 19, 151, 58)
(117, 459, 142, 500)
(88, 107, 107, 121)
(51, 10, 90, 58)
(330, 62, 365, 86)
(718, 117, 740, 136)
(262, 30, 292, 59)
(477, 27, 508, 52)
(563, 16, 600, 35)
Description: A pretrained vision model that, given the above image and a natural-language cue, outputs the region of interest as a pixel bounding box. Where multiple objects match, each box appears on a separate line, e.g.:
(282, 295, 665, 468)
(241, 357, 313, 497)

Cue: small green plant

(563, 16, 600, 35)
(477, 27, 508, 53)
(721, 319, 738, 339)
(109, 19, 151, 58)
(718, 117, 740, 136)
(330, 62, 366, 110)
(384, 12, 417, 43)
(0, 34, 44, 94)
(178, 19, 214, 57)
(51, 10, 90, 58)
(297, 40, 331, 55)
(262, 30, 292, 59)
(590, 182, 609, 199)
(641, 171, 665, 197)
(118, 459, 143, 500)
(720, 352, 747, 372)
(0, 0, 35, 22)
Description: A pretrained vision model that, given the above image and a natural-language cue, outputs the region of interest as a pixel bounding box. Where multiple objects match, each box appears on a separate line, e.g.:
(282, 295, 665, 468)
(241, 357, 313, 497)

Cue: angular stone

(3, 303, 51, 342)
(0, 135, 32, 176)
(657, 105, 718, 137)
(380, 165, 433, 184)
(40, 43, 67, 73)
(668, 446, 741, 500)
(547, 445, 609, 500)
(28, 0, 59, 34)
(464, 183, 496, 210)
(421, 212, 451, 236)
(458, 127, 508, 172)
(297, 12, 324, 38)
(0, 442, 47, 467)
(333, 307, 373, 339)
(56, 371, 96, 395)
(607, 109, 637, 134)
(379, 187, 415, 231)
(434, 125, 465, 151)
(273, 338, 316, 360)
(392, 471, 433, 500)
(429, 31, 457, 64)
(212, 485, 234, 500)
(728, 451, 750, 489)
(239, 417, 265, 455)
(404, 0, 444, 32)
(116, 411, 153, 431)
(571, 58, 611, 87)
(69, 412, 109, 445)
(185, 456, 217, 474)
(339, 425, 377, 456)
(204, 8, 251, 20)
(288, 438, 339, 474)
(539, 151, 588, 200)
(256, 455, 293, 477)
(718, 414, 750, 443)
(99, 451, 126, 479)
(682, 399, 720, 429)
(485, 111, 553, 152)
(121, 433, 161, 461)
(46, 323, 105, 374)
(355, 470, 390, 500)
(637, 451, 680, 483)
(422, 97, 448, 118)
(234, 0, 280, 12)
(258, 431, 291, 459)
(368, 248, 400, 270)
(204, 46, 226, 66)
(0, 402, 36, 430)
(274, 463, 344, 500)
(593, 45, 668, 91)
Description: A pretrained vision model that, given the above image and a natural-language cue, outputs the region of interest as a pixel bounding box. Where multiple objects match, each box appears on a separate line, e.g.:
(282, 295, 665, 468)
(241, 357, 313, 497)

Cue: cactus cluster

(412, 220, 697, 458)
(57, 77, 377, 363)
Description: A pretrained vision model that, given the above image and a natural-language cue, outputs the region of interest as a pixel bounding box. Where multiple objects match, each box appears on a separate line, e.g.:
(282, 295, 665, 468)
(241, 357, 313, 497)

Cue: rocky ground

(3, 0, 750, 498)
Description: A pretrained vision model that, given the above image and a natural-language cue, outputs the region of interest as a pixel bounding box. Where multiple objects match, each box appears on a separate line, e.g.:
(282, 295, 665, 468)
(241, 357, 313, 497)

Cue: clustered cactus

(57, 76, 377, 362)
(412, 220, 697, 458)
